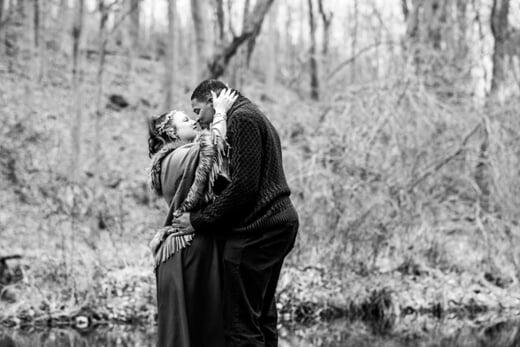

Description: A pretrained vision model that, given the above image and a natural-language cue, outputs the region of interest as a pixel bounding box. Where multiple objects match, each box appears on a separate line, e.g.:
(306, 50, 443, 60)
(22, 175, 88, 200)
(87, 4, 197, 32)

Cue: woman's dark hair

(147, 111, 179, 158)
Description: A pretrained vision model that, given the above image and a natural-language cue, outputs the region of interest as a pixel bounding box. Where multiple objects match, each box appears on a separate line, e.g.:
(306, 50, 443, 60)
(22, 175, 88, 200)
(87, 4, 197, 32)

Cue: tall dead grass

(264, 76, 520, 284)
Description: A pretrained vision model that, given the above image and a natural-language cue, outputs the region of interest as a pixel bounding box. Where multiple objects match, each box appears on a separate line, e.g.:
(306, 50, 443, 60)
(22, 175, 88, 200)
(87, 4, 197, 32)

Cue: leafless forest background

(1, 0, 520, 328)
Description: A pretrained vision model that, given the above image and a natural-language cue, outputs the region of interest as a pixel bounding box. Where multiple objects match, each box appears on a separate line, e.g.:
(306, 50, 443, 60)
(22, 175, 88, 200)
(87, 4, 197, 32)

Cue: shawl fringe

(152, 228, 195, 271)
(173, 130, 229, 217)
(150, 130, 229, 270)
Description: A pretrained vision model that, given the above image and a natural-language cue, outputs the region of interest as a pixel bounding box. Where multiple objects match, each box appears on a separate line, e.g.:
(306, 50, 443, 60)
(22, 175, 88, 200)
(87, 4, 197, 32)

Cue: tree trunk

(490, 0, 509, 96)
(307, 0, 318, 100)
(125, 0, 139, 75)
(130, 0, 139, 45)
(0, 0, 4, 33)
(16, 0, 24, 20)
(401, 0, 409, 20)
(164, 0, 176, 109)
(214, 0, 224, 42)
(32, 0, 38, 48)
(234, 0, 250, 87)
(5, 0, 24, 63)
(207, 0, 274, 79)
(317, 0, 332, 56)
(424, 0, 446, 51)
(475, 121, 491, 213)
(244, 0, 258, 67)
(93, 0, 108, 178)
(149, 0, 156, 60)
(57, 0, 67, 19)
(456, 0, 468, 56)
(350, 0, 358, 83)
(70, 0, 84, 181)
(266, 2, 278, 91)
(191, 0, 213, 80)
(51, 0, 67, 51)
(33, 0, 43, 81)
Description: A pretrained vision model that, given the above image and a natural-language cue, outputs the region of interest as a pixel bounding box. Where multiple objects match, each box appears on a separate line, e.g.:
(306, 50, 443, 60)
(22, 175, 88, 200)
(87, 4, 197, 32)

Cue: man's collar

(227, 95, 249, 119)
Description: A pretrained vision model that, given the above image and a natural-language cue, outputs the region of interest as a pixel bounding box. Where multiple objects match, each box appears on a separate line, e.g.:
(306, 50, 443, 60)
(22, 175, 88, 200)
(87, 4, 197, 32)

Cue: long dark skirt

(155, 233, 225, 347)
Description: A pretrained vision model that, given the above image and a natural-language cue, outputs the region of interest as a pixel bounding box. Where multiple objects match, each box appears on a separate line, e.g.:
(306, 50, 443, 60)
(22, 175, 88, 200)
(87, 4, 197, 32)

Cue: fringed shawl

(149, 130, 229, 270)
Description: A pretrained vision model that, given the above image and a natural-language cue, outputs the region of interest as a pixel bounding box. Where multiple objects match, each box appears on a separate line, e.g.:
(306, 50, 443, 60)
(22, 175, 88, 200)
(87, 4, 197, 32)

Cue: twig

(0, 5, 15, 28)
(0, 255, 22, 262)
(327, 41, 394, 79)
(510, 59, 520, 92)
(108, 0, 141, 36)
(364, 80, 410, 170)
(407, 122, 482, 192)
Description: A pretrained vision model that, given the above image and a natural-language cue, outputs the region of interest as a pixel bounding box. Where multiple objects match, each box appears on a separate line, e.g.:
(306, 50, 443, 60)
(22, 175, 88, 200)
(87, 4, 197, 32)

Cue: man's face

(191, 97, 214, 129)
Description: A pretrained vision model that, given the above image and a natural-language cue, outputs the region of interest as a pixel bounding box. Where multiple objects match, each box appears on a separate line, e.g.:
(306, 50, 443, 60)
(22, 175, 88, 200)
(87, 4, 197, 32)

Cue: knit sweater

(190, 96, 299, 233)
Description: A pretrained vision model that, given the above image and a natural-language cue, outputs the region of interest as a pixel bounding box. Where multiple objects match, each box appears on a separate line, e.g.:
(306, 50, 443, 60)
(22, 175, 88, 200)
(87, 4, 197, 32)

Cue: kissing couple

(148, 79, 299, 347)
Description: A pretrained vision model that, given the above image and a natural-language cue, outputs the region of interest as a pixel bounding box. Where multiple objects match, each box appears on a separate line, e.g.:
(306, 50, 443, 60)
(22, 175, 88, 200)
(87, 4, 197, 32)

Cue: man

(175, 79, 299, 346)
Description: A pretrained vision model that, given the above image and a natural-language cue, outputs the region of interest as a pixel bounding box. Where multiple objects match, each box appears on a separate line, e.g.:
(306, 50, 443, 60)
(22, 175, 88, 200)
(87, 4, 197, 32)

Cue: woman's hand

(211, 89, 238, 115)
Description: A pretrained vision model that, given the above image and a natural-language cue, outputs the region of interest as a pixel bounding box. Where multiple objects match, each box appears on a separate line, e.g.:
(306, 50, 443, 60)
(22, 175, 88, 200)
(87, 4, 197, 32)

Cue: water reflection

(0, 326, 155, 347)
(3, 318, 520, 347)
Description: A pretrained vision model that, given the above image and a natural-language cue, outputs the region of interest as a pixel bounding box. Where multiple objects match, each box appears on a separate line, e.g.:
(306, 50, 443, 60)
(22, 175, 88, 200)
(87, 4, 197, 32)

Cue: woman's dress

(155, 143, 225, 347)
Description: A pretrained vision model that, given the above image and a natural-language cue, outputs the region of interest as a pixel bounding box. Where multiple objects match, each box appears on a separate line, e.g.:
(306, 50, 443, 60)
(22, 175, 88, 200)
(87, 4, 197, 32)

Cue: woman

(147, 89, 238, 347)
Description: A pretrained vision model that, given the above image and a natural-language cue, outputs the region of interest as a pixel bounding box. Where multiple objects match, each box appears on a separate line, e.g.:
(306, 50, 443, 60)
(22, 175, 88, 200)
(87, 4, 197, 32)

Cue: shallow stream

(2, 316, 520, 346)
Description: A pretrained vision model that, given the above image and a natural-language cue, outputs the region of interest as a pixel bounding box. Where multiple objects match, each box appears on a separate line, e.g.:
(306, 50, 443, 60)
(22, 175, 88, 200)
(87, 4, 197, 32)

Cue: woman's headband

(156, 111, 177, 135)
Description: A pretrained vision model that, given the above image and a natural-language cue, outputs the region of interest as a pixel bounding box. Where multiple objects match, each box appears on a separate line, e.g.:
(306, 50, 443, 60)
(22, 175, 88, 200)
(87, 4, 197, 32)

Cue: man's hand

(171, 213, 194, 233)
(149, 226, 169, 254)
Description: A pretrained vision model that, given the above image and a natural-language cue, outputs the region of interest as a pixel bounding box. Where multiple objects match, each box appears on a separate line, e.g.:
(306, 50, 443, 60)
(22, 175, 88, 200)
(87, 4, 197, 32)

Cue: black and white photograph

(1, 0, 520, 346)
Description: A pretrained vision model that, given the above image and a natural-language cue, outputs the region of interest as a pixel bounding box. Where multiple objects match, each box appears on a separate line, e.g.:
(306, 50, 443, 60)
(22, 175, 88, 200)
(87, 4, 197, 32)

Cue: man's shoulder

(231, 101, 269, 124)
(229, 108, 264, 128)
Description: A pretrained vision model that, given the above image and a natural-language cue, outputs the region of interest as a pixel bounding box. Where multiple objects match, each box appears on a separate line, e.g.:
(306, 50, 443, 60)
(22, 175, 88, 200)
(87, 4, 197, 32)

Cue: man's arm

(189, 115, 262, 232)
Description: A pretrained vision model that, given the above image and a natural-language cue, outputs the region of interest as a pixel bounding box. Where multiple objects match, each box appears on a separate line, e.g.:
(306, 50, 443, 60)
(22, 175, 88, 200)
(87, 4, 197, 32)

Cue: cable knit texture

(190, 96, 299, 233)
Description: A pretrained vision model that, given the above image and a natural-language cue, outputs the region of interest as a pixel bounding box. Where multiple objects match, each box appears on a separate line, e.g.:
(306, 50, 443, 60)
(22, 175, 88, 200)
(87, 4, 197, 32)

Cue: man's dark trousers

(222, 221, 298, 347)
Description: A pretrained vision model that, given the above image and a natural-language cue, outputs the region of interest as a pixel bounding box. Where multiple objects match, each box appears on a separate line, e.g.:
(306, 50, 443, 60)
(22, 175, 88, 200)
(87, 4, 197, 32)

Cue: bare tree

(164, 0, 176, 109)
(33, 0, 39, 48)
(191, 0, 213, 80)
(351, 0, 359, 83)
(307, 0, 318, 100)
(424, 0, 447, 51)
(33, 0, 44, 81)
(214, 0, 224, 42)
(227, 0, 250, 88)
(0, 0, 4, 33)
(70, 0, 85, 181)
(126, 0, 140, 74)
(92, 0, 109, 179)
(266, 2, 278, 90)
(490, 0, 510, 96)
(207, 0, 275, 79)
(317, 0, 332, 56)
(4, 0, 25, 64)
(16, 0, 25, 21)
(244, 0, 256, 66)
(401, 0, 409, 20)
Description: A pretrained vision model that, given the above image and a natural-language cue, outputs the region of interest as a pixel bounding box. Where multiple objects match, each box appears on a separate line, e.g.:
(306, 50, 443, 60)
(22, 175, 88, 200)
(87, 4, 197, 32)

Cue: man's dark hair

(191, 79, 228, 102)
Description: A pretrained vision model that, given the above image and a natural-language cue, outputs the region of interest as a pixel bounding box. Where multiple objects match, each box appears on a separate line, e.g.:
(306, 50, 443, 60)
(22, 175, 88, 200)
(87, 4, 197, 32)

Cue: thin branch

(401, 0, 409, 20)
(108, 0, 141, 36)
(368, 1, 392, 37)
(317, 0, 333, 25)
(0, 5, 15, 29)
(327, 40, 395, 79)
(407, 123, 482, 192)
(227, 0, 236, 38)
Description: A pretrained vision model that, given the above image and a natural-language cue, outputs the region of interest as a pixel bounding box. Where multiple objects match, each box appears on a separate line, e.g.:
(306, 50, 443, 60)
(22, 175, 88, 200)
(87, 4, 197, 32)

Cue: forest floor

(2, 49, 520, 334)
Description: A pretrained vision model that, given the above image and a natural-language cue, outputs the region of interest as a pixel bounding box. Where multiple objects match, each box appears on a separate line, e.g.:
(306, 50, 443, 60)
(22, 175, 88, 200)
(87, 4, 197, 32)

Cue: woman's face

(171, 111, 197, 141)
